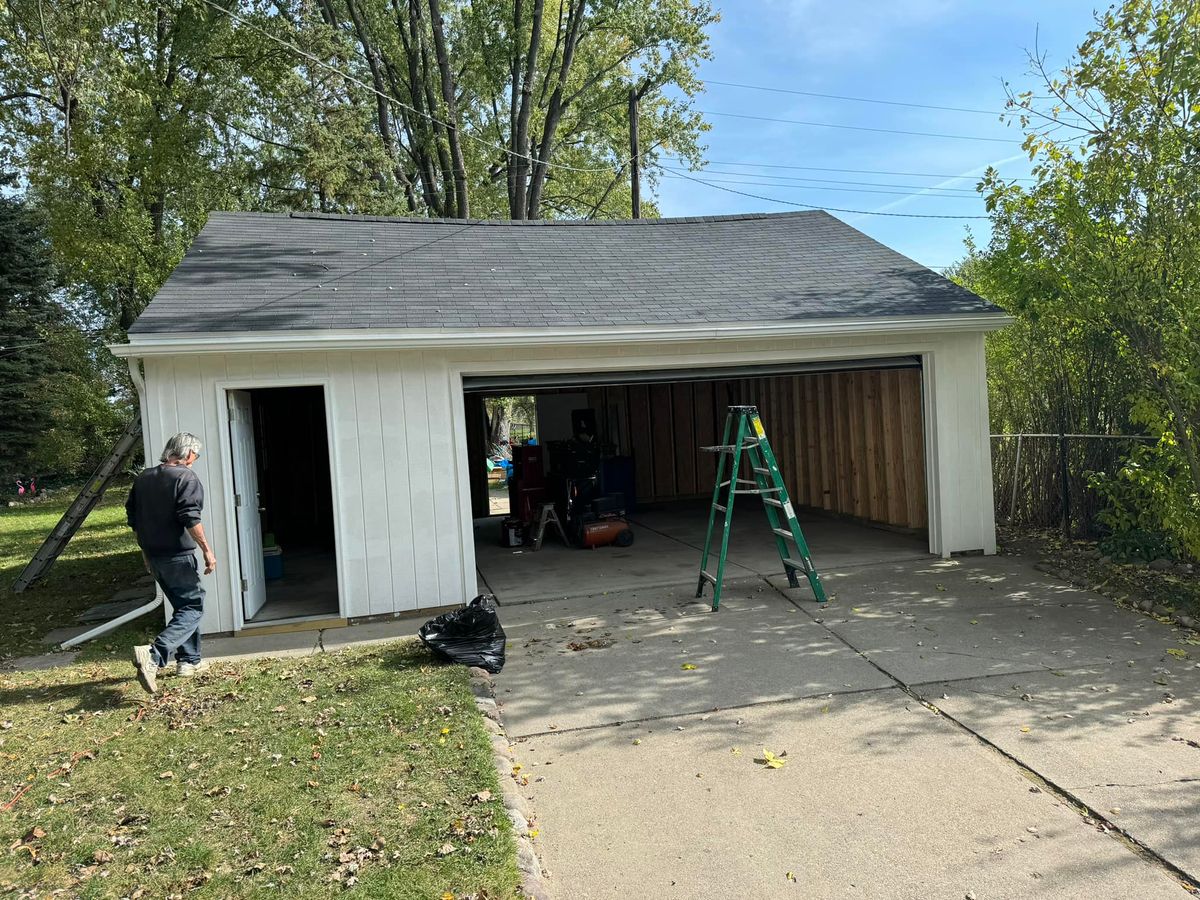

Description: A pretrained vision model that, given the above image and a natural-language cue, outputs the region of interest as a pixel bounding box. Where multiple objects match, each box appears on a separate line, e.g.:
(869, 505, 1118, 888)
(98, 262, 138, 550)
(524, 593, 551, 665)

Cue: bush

(1090, 438, 1200, 562)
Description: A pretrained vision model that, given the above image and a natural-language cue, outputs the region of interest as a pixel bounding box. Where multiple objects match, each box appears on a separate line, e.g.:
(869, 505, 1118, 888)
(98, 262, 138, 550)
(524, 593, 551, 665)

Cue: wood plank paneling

(578, 368, 927, 528)
(672, 382, 696, 496)
(649, 383, 676, 499)
(627, 385, 653, 503)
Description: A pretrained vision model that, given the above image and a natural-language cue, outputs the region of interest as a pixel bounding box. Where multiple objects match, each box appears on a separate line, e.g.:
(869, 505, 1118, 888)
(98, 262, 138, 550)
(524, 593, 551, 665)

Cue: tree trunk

(509, 0, 544, 219)
(427, 0, 469, 218)
(525, 0, 585, 219)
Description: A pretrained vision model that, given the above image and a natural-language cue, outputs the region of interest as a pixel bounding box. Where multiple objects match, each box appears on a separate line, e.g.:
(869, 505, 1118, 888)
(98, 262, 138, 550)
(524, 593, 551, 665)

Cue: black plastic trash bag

(418, 594, 506, 674)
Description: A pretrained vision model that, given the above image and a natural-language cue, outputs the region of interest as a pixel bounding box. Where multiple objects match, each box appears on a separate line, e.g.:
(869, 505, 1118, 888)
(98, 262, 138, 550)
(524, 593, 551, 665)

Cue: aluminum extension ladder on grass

(11, 415, 143, 593)
(695, 405, 827, 611)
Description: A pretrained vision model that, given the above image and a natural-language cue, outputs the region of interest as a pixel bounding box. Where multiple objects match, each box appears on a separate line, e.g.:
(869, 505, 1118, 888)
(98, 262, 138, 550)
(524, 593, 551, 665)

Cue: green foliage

(0, 183, 56, 477)
(971, 0, 1200, 558)
(1091, 438, 1200, 560)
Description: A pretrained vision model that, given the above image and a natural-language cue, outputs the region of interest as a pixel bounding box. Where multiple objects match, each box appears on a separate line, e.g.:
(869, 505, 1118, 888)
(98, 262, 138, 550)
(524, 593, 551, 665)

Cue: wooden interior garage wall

(587, 368, 927, 530)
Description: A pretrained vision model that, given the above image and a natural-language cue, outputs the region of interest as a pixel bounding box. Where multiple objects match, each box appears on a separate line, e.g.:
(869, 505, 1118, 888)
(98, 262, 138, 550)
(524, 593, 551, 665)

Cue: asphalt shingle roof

(127, 210, 999, 335)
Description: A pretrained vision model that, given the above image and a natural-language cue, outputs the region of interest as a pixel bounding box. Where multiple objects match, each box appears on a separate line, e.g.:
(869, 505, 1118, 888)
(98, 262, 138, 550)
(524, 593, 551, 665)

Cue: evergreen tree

(0, 177, 57, 479)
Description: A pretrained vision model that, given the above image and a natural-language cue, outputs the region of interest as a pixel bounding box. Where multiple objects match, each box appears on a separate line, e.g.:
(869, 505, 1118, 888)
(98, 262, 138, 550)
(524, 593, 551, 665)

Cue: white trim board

(110, 313, 1011, 358)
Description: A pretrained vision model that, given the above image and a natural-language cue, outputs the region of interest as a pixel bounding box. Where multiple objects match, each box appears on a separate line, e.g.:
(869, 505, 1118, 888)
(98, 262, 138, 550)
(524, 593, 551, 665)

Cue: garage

(114, 209, 1006, 635)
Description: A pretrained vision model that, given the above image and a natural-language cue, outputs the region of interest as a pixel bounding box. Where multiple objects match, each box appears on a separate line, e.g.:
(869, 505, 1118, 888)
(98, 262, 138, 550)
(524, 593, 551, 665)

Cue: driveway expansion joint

(766, 576, 1200, 896)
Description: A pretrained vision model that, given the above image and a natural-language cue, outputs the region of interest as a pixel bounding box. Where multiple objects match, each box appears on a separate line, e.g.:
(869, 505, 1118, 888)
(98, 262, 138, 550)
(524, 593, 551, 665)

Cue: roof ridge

(208, 209, 829, 227)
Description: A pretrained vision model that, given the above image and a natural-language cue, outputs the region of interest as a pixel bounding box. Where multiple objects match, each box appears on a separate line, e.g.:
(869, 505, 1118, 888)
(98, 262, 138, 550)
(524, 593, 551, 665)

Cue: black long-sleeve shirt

(125, 464, 205, 556)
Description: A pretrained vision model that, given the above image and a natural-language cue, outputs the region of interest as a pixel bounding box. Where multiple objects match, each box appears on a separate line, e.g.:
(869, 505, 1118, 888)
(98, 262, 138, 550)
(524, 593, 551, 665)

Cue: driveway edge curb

(469, 666, 552, 900)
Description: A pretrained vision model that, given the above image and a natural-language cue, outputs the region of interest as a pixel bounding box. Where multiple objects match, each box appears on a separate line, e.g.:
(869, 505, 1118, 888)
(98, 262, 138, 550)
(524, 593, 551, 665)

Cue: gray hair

(160, 432, 203, 463)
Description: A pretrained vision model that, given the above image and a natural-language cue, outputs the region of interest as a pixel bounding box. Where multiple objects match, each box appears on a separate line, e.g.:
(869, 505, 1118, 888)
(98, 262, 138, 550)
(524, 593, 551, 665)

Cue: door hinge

(240, 578, 248, 592)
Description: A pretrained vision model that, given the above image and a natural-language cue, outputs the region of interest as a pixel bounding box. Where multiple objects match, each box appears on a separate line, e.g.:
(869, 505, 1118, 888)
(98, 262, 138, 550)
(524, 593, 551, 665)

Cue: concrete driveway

(494, 555, 1200, 899)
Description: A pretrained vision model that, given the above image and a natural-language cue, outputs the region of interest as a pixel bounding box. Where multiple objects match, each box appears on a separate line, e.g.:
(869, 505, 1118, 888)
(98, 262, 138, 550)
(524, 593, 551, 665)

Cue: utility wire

(659, 169, 982, 200)
(693, 158, 1036, 182)
(661, 169, 989, 219)
(660, 165, 981, 193)
(705, 79, 1002, 115)
(199, 0, 628, 176)
(698, 109, 1021, 144)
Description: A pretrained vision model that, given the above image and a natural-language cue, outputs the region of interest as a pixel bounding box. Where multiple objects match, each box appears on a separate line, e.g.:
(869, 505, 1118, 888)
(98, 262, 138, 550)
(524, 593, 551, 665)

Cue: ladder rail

(696, 411, 734, 590)
(12, 416, 143, 592)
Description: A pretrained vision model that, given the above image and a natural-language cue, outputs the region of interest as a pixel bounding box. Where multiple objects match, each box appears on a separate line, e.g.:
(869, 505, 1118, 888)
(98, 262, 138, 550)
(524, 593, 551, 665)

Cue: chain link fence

(991, 434, 1156, 537)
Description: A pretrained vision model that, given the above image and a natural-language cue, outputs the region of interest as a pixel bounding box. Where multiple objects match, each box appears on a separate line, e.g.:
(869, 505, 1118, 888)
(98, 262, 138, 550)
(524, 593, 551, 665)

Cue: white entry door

(228, 390, 267, 621)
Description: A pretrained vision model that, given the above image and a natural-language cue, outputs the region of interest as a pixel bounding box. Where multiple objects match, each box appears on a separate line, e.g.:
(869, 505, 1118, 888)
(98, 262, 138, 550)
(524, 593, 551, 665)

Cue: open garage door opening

(462, 360, 933, 606)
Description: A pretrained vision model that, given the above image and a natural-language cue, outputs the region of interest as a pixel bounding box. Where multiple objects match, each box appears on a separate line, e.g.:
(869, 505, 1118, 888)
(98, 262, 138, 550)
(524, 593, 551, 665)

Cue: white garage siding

(136, 328, 995, 636)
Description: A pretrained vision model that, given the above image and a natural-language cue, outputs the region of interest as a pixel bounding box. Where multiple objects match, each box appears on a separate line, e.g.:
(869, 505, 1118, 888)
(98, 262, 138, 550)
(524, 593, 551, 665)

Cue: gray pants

(147, 551, 205, 667)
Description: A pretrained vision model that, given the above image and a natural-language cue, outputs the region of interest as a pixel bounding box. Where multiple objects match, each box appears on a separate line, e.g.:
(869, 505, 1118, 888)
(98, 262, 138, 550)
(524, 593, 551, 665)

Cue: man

(125, 432, 217, 694)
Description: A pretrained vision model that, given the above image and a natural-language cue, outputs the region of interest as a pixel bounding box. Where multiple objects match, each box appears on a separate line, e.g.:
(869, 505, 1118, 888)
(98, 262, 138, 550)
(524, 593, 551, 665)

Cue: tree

(977, 0, 1200, 556)
(0, 179, 56, 477)
(267, 0, 714, 220)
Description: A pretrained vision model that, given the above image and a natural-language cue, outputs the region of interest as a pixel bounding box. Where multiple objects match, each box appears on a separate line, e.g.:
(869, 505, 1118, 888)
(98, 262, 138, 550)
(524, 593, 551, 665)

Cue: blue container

(263, 545, 284, 580)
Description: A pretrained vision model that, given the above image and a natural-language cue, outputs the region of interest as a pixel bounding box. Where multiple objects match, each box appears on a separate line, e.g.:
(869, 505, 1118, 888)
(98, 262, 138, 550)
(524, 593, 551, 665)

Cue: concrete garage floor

(474, 499, 930, 603)
(495, 555, 1200, 899)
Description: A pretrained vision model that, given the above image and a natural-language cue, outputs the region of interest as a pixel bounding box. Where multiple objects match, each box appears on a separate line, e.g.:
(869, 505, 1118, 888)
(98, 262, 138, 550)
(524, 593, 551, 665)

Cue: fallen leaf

(440, 727, 450, 735)
(301, 695, 317, 704)
(681, 663, 697, 670)
(786, 871, 797, 883)
(470, 790, 492, 804)
(158, 771, 174, 780)
(757, 748, 787, 769)
(437, 842, 457, 857)
(1020, 726, 1031, 733)
(1166, 648, 1189, 659)
(970, 619, 979, 625)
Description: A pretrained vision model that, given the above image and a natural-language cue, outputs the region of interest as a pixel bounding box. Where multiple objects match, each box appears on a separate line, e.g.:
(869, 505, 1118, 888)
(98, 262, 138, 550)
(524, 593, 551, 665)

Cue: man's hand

(187, 523, 217, 575)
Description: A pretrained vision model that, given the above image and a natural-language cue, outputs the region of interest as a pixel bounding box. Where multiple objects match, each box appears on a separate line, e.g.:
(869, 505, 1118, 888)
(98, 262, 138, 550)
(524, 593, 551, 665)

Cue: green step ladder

(696, 405, 827, 611)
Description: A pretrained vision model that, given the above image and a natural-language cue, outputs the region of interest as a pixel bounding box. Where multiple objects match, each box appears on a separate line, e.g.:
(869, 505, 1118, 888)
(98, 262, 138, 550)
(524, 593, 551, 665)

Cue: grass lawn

(0, 490, 521, 898)
(0, 484, 144, 660)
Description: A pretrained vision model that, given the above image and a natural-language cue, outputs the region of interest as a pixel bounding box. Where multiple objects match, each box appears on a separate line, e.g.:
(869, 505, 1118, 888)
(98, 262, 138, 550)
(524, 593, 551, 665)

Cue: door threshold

(238, 614, 347, 636)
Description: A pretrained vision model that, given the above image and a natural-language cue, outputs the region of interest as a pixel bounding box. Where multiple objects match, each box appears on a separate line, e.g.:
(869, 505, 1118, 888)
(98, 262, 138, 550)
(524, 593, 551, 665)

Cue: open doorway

(227, 386, 339, 626)
(479, 395, 538, 517)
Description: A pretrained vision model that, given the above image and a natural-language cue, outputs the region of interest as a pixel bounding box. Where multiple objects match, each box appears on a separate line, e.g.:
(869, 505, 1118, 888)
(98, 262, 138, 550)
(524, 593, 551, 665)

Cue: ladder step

(699, 570, 717, 584)
(772, 528, 796, 541)
(701, 445, 735, 453)
(712, 503, 726, 513)
(733, 487, 780, 494)
(763, 498, 785, 508)
(753, 467, 770, 475)
(782, 558, 809, 571)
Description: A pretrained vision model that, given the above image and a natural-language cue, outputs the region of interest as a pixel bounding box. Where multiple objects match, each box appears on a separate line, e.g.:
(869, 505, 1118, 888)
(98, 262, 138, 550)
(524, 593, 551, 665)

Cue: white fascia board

(109, 312, 1012, 358)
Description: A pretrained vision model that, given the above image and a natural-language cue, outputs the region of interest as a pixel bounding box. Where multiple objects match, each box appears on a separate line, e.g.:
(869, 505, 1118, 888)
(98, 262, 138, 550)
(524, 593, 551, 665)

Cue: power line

(199, 0, 627, 177)
(695, 158, 1035, 182)
(658, 168, 982, 200)
(661, 169, 989, 219)
(691, 158, 1035, 182)
(698, 109, 1021, 144)
(663, 165, 981, 193)
(705, 79, 1000, 116)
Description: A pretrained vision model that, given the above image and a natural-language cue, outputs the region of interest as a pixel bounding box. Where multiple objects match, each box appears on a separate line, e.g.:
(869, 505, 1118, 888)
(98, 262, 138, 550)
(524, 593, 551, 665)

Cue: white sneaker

(132, 645, 158, 694)
(177, 661, 209, 678)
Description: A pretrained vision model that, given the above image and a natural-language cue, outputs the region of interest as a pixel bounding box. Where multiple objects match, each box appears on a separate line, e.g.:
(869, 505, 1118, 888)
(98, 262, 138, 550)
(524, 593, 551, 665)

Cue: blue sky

(655, 0, 1103, 269)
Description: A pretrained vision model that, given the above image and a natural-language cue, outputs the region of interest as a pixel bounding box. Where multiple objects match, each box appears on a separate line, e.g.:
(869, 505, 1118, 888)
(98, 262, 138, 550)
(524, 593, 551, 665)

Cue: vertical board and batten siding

(142, 350, 469, 635)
